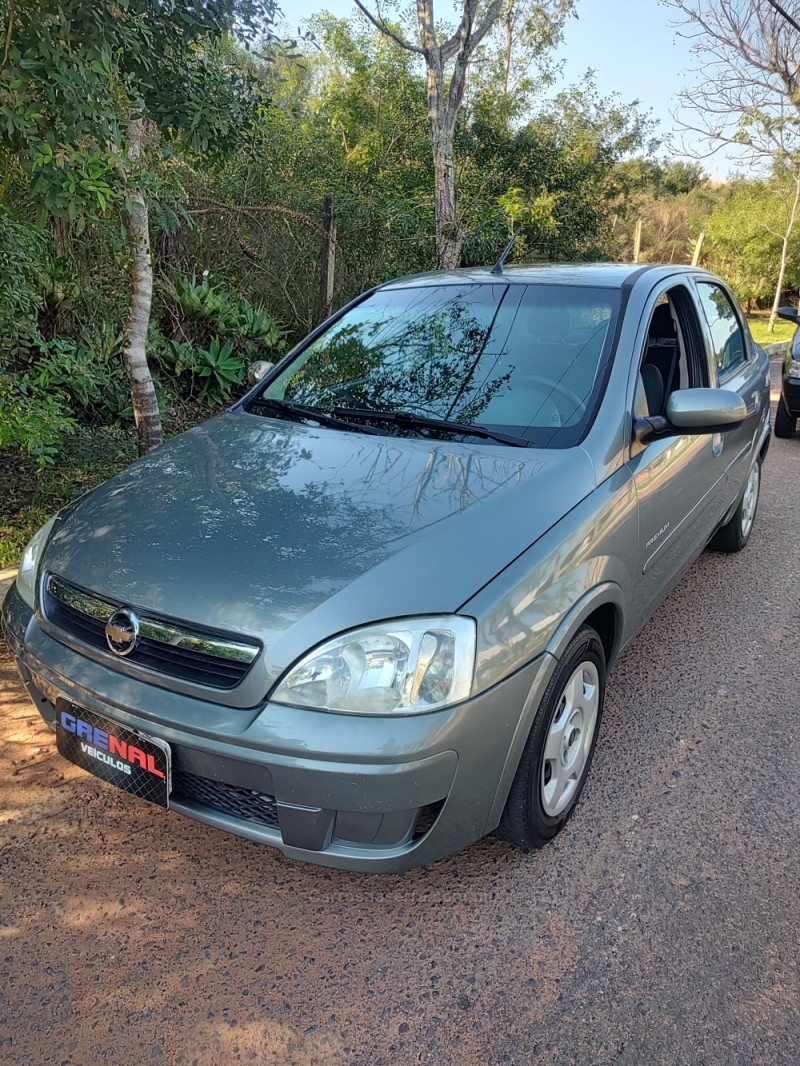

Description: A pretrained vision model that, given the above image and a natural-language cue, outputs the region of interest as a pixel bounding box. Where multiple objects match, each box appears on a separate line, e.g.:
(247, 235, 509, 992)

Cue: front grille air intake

(170, 769, 280, 829)
(42, 573, 260, 690)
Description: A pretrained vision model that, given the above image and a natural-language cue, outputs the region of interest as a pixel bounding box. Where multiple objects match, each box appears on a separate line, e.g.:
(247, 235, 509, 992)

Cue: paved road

(1, 373, 798, 1065)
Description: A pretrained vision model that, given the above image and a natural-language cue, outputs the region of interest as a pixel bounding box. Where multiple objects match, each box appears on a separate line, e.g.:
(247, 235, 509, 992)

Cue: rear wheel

(709, 456, 761, 554)
(497, 625, 606, 850)
(774, 395, 796, 438)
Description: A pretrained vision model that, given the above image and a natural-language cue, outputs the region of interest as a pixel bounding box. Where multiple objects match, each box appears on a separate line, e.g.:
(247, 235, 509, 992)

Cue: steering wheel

(518, 375, 588, 426)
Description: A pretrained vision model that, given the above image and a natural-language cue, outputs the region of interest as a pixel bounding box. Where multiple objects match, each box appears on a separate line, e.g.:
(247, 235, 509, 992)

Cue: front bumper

(782, 375, 800, 416)
(2, 584, 553, 872)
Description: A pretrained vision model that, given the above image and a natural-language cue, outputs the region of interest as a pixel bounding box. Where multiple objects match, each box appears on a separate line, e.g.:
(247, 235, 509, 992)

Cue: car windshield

(252, 282, 621, 447)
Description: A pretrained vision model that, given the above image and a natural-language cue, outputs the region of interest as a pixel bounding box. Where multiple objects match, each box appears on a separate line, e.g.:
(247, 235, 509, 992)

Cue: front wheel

(709, 456, 761, 554)
(497, 625, 606, 850)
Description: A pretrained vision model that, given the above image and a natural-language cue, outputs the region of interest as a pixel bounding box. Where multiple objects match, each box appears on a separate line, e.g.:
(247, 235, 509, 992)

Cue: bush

(31, 337, 133, 425)
(0, 375, 74, 469)
(169, 273, 286, 355)
(0, 208, 47, 361)
(153, 274, 286, 404)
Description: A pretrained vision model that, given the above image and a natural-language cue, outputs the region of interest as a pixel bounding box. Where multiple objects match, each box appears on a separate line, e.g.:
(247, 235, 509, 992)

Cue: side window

(635, 286, 706, 421)
(696, 282, 747, 378)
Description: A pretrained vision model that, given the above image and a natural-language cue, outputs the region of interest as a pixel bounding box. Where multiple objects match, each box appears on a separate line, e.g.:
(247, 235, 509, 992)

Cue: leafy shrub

(31, 338, 133, 425)
(171, 274, 286, 355)
(0, 208, 47, 361)
(160, 336, 245, 404)
(154, 275, 285, 405)
(0, 375, 74, 469)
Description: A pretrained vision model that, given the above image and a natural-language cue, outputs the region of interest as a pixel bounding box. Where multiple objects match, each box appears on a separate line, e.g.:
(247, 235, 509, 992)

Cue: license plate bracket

(55, 702, 171, 808)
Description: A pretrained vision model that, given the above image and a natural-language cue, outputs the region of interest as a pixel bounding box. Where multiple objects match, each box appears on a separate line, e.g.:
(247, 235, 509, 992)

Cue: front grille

(170, 769, 280, 829)
(42, 574, 260, 691)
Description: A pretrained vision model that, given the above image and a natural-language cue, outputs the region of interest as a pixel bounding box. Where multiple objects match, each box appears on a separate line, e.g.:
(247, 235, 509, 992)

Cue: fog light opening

(412, 801, 444, 840)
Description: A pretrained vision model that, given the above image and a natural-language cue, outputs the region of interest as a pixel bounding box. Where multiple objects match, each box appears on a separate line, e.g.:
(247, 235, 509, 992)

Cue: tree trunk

(431, 123, 464, 269)
(503, 0, 513, 94)
(122, 117, 163, 455)
(356, 0, 502, 270)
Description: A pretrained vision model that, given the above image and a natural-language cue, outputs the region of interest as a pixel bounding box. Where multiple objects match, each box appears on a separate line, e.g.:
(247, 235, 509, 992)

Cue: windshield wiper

(331, 407, 532, 448)
(249, 397, 381, 435)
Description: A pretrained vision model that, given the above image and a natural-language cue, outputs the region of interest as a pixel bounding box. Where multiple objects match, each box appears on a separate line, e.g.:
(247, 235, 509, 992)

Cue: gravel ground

(1, 364, 798, 1066)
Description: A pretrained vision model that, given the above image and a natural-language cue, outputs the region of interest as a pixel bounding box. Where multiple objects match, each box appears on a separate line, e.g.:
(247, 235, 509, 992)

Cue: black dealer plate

(55, 702, 171, 808)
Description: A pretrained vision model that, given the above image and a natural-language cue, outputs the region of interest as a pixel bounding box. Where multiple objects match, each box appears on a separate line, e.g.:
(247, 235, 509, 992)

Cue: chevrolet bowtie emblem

(105, 608, 140, 657)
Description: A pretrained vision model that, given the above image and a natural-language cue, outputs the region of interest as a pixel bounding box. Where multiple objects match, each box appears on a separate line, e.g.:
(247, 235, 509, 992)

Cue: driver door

(626, 284, 728, 627)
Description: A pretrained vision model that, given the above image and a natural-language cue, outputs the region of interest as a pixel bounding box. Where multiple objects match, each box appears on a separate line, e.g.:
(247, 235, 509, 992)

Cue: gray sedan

(2, 263, 771, 871)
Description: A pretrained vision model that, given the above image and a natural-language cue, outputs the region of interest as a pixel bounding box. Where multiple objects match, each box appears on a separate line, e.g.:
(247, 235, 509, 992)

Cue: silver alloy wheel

(541, 661, 600, 817)
(740, 461, 760, 540)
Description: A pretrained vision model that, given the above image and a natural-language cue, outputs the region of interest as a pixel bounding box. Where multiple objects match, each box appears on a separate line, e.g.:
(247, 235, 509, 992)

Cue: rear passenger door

(693, 279, 765, 508)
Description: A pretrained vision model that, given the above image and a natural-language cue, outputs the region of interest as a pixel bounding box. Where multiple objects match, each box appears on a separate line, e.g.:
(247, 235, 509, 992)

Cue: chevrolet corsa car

(2, 264, 771, 872)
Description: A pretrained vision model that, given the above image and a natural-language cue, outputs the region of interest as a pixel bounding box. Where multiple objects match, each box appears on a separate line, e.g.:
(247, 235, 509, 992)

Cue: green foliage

(0, 207, 47, 358)
(151, 274, 285, 404)
(164, 335, 245, 404)
(0, 376, 74, 469)
(704, 178, 800, 306)
(171, 274, 286, 354)
(0, 1, 283, 182)
(31, 338, 133, 425)
(193, 337, 244, 402)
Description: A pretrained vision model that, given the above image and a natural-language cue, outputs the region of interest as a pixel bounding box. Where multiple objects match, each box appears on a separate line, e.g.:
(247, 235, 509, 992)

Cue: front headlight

(15, 517, 56, 609)
(271, 616, 477, 715)
(787, 357, 800, 378)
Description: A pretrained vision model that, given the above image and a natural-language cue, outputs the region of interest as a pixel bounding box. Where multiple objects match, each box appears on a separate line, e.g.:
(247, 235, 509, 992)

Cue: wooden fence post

(317, 195, 336, 325)
(691, 232, 705, 267)
(633, 219, 643, 264)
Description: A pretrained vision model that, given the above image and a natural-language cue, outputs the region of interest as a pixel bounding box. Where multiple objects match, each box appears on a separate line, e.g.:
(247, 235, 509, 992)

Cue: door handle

(712, 432, 723, 457)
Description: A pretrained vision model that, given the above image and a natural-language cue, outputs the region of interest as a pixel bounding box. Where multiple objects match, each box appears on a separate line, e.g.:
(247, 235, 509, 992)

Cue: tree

(188, 14, 436, 333)
(354, 0, 508, 269)
(492, 0, 574, 100)
(0, 0, 281, 453)
(463, 80, 657, 264)
(703, 176, 800, 306)
(607, 158, 714, 264)
(667, 0, 800, 328)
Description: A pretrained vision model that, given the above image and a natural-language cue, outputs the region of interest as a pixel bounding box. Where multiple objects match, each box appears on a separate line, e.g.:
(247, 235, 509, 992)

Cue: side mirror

(247, 360, 274, 385)
(634, 388, 747, 444)
(777, 306, 800, 324)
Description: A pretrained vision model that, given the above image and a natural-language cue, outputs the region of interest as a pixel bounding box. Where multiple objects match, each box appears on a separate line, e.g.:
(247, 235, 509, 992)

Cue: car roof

(379, 263, 698, 290)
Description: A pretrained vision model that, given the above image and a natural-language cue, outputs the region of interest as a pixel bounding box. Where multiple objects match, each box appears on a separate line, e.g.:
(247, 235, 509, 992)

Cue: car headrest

(640, 363, 665, 417)
(649, 303, 677, 340)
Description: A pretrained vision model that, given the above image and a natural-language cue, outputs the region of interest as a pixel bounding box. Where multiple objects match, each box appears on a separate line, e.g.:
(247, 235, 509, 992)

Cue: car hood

(43, 411, 594, 668)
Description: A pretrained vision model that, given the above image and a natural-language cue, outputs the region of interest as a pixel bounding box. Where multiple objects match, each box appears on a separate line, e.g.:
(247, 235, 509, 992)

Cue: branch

(443, 0, 503, 126)
(765, 0, 800, 37)
(353, 1, 423, 54)
(441, 0, 501, 63)
(188, 198, 340, 250)
(470, 0, 504, 54)
(1, 5, 14, 73)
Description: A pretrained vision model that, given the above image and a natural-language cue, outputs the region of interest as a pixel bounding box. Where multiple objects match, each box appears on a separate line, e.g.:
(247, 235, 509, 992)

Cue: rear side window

(696, 282, 747, 377)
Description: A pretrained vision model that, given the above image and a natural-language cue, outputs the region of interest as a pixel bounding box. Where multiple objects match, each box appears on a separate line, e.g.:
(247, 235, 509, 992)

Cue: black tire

(709, 456, 761, 554)
(774, 395, 797, 438)
(497, 625, 606, 851)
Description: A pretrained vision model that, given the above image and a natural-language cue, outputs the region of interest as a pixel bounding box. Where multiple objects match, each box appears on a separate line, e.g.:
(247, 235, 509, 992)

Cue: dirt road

(1, 392, 798, 1065)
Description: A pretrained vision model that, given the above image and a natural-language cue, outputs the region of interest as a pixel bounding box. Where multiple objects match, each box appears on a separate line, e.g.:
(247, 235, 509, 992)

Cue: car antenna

(490, 227, 521, 275)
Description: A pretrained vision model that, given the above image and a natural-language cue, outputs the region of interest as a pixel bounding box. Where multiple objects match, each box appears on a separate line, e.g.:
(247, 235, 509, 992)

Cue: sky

(281, 0, 759, 180)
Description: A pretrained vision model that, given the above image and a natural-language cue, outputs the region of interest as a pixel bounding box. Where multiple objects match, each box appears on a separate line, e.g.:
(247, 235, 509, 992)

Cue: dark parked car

(774, 306, 800, 438)
(2, 264, 771, 872)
